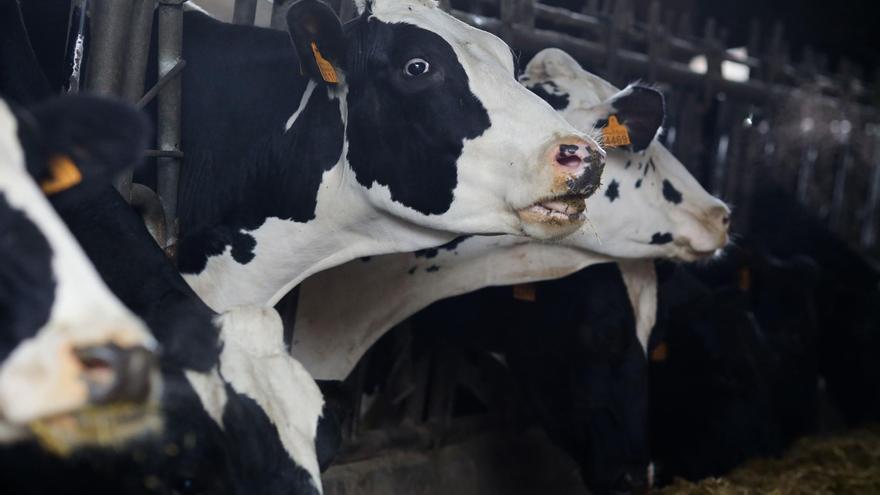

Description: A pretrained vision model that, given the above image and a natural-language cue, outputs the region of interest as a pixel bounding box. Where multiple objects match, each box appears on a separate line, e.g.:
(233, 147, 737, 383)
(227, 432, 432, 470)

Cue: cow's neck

(291, 238, 613, 380)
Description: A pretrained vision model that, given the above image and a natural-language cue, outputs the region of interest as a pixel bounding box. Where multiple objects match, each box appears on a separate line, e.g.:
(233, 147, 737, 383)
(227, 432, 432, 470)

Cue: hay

(658, 426, 880, 495)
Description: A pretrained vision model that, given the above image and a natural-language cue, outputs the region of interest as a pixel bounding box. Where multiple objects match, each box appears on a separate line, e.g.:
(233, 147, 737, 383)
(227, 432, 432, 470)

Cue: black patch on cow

(178, 227, 257, 274)
(222, 384, 321, 495)
(414, 235, 471, 258)
(526, 81, 570, 110)
(0, 193, 55, 362)
(49, 186, 222, 372)
(650, 232, 674, 245)
(662, 179, 683, 204)
(344, 21, 491, 216)
(167, 13, 344, 273)
(605, 179, 620, 202)
(644, 157, 657, 177)
(635, 178, 642, 189)
(625, 160, 632, 169)
(426, 265, 440, 272)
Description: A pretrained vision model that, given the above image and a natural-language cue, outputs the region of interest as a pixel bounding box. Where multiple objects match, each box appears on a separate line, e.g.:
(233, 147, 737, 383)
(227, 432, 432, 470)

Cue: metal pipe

(232, 0, 259, 26)
(65, 0, 89, 94)
(117, 0, 157, 201)
(157, 0, 185, 255)
(84, 0, 135, 95)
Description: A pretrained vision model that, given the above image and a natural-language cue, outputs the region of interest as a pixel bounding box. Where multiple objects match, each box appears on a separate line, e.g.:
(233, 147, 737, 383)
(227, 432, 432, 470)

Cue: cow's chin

(516, 194, 587, 240)
(28, 401, 162, 457)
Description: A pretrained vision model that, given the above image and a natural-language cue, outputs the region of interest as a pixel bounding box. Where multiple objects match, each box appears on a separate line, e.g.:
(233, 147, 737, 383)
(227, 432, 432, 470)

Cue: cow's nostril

(75, 344, 155, 404)
(556, 153, 583, 169)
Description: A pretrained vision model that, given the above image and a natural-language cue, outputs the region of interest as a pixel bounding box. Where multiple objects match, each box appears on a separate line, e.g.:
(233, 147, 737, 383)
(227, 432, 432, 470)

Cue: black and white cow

(290, 48, 729, 381)
(0, 96, 161, 455)
(166, 0, 606, 311)
(4, 93, 337, 494)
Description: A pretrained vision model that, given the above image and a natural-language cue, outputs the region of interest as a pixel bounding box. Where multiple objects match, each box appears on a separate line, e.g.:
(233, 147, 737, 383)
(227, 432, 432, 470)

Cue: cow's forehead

(368, 1, 515, 74)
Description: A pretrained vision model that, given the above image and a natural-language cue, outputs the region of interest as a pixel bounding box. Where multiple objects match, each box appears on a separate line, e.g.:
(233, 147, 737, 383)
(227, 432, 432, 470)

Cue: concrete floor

(323, 428, 591, 495)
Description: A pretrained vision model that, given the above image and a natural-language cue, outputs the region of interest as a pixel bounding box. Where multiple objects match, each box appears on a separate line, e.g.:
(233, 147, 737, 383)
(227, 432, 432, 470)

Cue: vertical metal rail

(862, 128, 880, 249)
(233, 0, 259, 25)
(157, 0, 185, 256)
(271, 0, 290, 30)
(85, 0, 136, 199)
(116, 0, 158, 202)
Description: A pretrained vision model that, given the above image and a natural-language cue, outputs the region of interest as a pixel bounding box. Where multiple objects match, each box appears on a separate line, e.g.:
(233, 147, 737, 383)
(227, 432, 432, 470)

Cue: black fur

(526, 81, 570, 110)
(0, 193, 55, 361)
(604, 179, 620, 202)
(661, 179, 682, 205)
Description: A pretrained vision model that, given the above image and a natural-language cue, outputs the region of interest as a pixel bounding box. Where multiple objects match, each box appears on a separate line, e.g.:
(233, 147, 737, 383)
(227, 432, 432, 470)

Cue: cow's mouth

(517, 194, 587, 225)
(28, 401, 161, 457)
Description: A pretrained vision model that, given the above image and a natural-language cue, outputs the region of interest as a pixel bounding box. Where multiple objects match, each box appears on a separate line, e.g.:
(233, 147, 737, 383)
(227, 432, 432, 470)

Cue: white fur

(185, 9, 594, 312)
(0, 101, 158, 433)
(186, 306, 326, 492)
(290, 50, 728, 380)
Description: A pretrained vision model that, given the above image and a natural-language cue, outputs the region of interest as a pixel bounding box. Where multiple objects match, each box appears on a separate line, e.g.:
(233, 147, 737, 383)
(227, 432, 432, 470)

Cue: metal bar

(271, 0, 290, 30)
(232, 0, 259, 26)
(137, 59, 187, 109)
(157, 0, 185, 255)
(65, 0, 89, 94)
(118, 0, 157, 201)
(861, 129, 880, 248)
(144, 149, 185, 158)
(85, 0, 135, 95)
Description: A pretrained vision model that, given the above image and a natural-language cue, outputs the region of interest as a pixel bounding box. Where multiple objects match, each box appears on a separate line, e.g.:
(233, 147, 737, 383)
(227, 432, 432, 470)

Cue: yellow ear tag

(310, 41, 339, 84)
(512, 283, 537, 303)
(40, 155, 82, 195)
(738, 266, 752, 292)
(602, 115, 631, 148)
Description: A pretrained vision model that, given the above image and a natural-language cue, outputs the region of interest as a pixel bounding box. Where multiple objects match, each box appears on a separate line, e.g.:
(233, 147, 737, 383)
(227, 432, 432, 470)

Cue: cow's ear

(27, 95, 150, 192)
(524, 48, 581, 82)
(287, 0, 346, 85)
(582, 85, 664, 152)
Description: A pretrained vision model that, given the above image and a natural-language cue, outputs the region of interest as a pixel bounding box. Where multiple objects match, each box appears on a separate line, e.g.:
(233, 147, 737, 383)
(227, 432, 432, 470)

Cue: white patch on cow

(290, 50, 728, 381)
(0, 101, 159, 430)
(618, 260, 657, 354)
(186, 306, 325, 493)
(284, 79, 317, 132)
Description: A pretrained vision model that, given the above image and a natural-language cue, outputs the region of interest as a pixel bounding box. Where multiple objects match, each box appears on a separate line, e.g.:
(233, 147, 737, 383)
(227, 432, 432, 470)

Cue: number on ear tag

(40, 155, 82, 195)
(310, 42, 339, 84)
(602, 115, 631, 148)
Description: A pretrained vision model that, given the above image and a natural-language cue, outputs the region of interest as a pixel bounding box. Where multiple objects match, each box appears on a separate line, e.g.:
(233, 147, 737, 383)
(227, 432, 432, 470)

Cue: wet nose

(708, 204, 732, 234)
(74, 344, 156, 404)
(549, 138, 606, 197)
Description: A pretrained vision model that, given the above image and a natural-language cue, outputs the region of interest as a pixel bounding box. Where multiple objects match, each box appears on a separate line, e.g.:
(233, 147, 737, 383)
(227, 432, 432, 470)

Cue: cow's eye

(404, 58, 430, 77)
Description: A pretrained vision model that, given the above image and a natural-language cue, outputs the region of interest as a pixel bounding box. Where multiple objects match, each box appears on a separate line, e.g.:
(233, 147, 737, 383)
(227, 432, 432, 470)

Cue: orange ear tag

(512, 283, 537, 302)
(650, 342, 668, 362)
(602, 115, 632, 148)
(310, 42, 339, 84)
(40, 155, 82, 195)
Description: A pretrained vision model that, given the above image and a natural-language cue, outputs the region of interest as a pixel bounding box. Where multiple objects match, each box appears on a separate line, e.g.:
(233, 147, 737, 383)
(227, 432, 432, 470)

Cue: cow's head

(522, 48, 730, 260)
(0, 96, 161, 454)
(287, 0, 605, 240)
